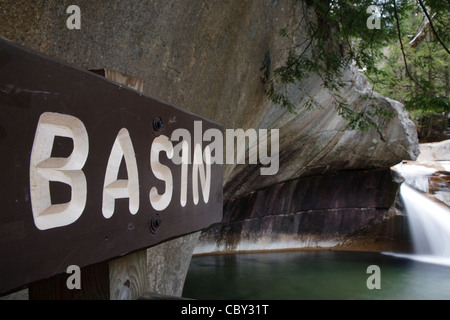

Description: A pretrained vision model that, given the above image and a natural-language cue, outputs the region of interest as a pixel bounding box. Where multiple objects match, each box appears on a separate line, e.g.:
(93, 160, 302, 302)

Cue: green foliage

(265, 0, 449, 134)
(404, 95, 449, 113)
(365, 0, 449, 141)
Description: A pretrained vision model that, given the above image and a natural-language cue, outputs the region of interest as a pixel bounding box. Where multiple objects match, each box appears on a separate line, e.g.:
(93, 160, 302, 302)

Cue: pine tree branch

(393, 1, 423, 90)
(417, 0, 450, 54)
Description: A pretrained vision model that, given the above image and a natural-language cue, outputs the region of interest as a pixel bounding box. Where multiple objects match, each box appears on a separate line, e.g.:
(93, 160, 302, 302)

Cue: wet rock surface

(196, 168, 412, 254)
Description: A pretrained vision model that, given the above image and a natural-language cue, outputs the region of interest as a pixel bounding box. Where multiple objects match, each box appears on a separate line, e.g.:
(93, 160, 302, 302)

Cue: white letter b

(29, 112, 88, 230)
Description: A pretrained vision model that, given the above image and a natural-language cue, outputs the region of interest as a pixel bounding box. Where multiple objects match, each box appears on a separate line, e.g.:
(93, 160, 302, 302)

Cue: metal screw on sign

(153, 117, 163, 130)
(150, 217, 162, 234)
(152, 117, 164, 136)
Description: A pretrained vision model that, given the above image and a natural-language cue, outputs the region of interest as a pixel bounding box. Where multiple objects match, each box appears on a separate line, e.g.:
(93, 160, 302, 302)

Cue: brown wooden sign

(0, 37, 223, 295)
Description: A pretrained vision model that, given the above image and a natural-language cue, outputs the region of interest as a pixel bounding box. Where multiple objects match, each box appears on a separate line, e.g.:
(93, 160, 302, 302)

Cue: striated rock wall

(196, 168, 413, 254)
(223, 66, 419, 201)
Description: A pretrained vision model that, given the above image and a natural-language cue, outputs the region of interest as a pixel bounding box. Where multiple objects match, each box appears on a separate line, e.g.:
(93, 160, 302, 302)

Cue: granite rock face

(0, 0, 419, 293)
(0, 0, 419, 200)
(417, 139, 450, 161)
(196, 168, 413, 254)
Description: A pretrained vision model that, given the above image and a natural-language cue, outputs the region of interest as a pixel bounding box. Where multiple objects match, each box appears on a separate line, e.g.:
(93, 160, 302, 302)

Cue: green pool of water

(182, 250, 450, 300)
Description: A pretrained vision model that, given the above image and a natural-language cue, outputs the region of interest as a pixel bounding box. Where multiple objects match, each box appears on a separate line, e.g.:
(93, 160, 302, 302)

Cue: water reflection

(183, 251, 450, 300)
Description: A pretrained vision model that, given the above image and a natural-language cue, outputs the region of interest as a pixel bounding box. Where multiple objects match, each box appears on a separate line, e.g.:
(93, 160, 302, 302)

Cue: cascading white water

(395, 163, 436, 193)
(400, 184, 450, 263)
(391, 162, 450, 266)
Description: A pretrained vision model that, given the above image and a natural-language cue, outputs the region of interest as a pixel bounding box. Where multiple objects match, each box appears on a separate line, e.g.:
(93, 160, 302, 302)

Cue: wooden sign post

(0, 37, 223, 296)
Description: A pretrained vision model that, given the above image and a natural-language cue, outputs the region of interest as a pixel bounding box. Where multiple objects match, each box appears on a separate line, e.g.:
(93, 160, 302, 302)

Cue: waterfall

(400, 184, 450, 264)
(390, 162, 450, 266)
(395, 163, 436, 193)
